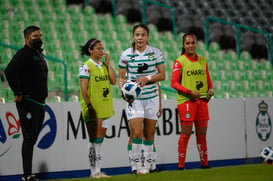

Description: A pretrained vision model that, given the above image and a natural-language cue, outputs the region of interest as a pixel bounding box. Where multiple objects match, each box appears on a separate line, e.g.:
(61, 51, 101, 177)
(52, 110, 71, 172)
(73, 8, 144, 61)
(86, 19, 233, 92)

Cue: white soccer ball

(260, 146, 273, 164)
(121, 80, 141, 101)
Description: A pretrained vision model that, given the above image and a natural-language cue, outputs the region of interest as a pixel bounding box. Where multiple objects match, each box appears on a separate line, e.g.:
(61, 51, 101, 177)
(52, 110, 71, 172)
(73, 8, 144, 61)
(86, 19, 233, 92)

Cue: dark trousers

(16, 100, 45, 177)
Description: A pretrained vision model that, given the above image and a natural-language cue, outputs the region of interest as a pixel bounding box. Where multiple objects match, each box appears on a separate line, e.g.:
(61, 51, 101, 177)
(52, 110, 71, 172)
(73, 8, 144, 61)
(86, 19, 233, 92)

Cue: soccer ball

(121, 80, 141, 101)
(260, 146, 273, 164)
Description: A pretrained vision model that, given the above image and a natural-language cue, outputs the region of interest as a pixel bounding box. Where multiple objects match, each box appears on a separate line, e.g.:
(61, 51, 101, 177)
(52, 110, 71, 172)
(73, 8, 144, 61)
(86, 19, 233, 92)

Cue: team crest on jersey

(185, 112, 191, 119)
(148, 53, 154, 60)
(256, 100, 271, 141)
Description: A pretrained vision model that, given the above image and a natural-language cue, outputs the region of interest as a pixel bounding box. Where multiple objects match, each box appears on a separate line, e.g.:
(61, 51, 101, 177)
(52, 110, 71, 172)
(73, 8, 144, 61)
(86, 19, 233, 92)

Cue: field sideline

(48, 164, 273, 181)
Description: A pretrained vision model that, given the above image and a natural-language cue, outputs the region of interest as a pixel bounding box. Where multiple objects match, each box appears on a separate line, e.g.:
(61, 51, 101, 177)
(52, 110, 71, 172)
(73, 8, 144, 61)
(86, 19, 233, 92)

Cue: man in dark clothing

(5, 25, 48, 181)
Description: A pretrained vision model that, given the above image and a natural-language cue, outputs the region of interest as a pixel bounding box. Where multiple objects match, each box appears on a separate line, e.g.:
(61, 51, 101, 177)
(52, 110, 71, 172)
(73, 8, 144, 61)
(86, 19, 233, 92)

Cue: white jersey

(119, 45, 165, 100)
(78, 58, 103, 78)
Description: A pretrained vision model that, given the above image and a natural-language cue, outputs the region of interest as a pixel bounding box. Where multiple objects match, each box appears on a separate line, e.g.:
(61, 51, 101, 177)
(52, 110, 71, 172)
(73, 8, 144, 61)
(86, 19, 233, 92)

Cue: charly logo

(256, 100, 271, 141)
(0, 105, 57, 156)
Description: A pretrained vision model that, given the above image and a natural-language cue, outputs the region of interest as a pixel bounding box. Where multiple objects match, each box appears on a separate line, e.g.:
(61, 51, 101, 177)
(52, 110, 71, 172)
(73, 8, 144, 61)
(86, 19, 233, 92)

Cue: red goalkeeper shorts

(177, 99, 209, 127)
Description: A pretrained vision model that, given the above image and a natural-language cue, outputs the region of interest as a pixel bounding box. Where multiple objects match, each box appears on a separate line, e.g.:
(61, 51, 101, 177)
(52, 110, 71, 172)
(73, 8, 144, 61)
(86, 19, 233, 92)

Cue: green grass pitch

(48, 164, 273, 181)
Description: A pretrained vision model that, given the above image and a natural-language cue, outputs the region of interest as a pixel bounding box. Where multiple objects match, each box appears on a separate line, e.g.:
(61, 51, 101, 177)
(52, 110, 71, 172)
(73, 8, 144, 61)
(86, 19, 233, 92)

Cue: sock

(178, 134, 190, 168)
(143, 139, 153, 171)
(88, 142, 96, 175)
(196, 134, 208, 167)
(94, 138, 104, 174)
(89, 138, 104, 175)
(132, 138, 143, 171)
(150, 145, 157, 171)
(128, 144, 136, 172)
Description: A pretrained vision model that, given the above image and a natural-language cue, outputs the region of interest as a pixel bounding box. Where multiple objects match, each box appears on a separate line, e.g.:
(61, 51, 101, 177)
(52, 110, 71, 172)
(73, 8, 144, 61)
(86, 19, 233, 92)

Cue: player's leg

(178, 124, 193, 169)
(126, 100, 145, 174)
(130, 118, 145, 174)
(128, 132, 137, 173)
(195, 124, 209, 168)
(141, 97, 159, 173)
(177, 101, 197, 169)
(195, 100, 210, 168)
(150, 139, 157, 172)
(86, 119, 97, 176)
(143, 118, 156, 173)
(86, 118, 110, 178)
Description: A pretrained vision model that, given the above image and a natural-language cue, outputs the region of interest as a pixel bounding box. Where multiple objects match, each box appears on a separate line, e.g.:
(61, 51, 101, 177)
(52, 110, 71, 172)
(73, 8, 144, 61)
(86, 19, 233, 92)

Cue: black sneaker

(132, 170, 137, 174)
(150, 168, 160, 173)
(22, 174, 40, 181)
(201, 165, 211, 169)
(178, 167, 185, 170)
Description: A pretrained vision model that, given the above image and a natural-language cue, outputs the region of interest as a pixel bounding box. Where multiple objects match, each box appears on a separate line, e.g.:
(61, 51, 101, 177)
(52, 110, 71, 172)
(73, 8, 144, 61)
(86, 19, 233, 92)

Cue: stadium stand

(0, 0, 272, 103)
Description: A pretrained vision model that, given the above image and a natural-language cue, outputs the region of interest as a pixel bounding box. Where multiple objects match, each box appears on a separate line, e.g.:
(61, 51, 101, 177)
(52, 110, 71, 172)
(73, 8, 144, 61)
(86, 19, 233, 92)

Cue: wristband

(87, 103, 91, 108)
(146, 75, 152, 81)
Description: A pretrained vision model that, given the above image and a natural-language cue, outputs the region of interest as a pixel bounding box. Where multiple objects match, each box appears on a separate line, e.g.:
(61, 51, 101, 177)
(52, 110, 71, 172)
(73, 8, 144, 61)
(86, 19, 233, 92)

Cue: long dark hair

(80, 38, 101, 57)
(131, 23, 149, 52)
(181, 33, 196, 55)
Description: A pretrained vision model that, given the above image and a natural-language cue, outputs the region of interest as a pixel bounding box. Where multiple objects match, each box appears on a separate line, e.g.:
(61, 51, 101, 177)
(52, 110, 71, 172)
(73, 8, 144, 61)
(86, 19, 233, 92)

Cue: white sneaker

(137, 169, 149, 175)
(98, 172, 110, 178)
(90, 172, 110, 178)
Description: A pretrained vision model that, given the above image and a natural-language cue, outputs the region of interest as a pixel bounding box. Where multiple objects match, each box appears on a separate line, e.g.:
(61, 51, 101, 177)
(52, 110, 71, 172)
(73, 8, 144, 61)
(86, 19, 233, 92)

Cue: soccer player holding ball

(79, 38, 117, 178)
(118, 24, 166, 174)
(171, 33, 214, 170)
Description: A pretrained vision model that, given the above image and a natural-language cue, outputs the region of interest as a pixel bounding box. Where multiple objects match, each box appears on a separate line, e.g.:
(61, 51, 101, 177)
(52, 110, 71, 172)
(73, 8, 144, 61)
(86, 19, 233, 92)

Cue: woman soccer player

(119, 23, 166, 174)
(79, 38, 117, 178)
(171, 33, 214, 170)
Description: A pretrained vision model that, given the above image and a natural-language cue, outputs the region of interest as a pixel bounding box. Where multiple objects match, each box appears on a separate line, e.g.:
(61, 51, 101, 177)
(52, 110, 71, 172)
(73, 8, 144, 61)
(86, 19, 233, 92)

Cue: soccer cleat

(150, 168, 160, 173)
(137, 169, 149, 175)
(22, 174, 40, 181)
(90, 172, 110, 178)
(178, 167, 185, 170)
(132, 170, 137, 174)
(201, 165, 211, 169)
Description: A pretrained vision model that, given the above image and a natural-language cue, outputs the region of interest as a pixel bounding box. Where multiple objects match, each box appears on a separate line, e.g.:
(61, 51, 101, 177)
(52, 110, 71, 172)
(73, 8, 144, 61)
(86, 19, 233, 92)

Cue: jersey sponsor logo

(186, 69, 206, 76)
(95, 75, 110, 82)
(137, 63, 149, 73)
(103, 87, 109, 98)
(256, 100, 271, 141)
(196, 81, 204, 90)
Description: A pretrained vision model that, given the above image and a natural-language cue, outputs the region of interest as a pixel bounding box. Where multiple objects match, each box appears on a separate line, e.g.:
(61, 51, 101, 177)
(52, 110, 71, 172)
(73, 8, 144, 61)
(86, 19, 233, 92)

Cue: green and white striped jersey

(119, 45, 165, 100)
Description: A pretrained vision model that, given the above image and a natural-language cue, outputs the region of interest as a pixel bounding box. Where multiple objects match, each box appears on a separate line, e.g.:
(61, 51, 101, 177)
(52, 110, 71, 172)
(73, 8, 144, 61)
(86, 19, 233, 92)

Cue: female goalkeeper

(171, 33, 214, 170)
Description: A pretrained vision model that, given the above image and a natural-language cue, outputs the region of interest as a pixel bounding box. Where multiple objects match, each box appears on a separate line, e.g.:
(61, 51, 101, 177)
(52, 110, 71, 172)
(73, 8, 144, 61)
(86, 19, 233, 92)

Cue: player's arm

(136, 63, 166, 87)
(157, 82, 162, 118)
(206, 62, 214, 97)
(80, 78, 91, 105)
(170, 60, 191, 95)
(118, 68, 127, 90)
(104, 52, 117, 85)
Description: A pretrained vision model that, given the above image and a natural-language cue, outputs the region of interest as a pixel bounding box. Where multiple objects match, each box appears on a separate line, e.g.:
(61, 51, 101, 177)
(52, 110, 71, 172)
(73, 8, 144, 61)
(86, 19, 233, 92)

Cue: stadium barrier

(0, 98, 272, 180)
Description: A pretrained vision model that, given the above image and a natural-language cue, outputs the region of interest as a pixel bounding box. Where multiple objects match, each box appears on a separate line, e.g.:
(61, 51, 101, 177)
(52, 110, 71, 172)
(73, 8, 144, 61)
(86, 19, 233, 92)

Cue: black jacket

(5, 45, 48, 103)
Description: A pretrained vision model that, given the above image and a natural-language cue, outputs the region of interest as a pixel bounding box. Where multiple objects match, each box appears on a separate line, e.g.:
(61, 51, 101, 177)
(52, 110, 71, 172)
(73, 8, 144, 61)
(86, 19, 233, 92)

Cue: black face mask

(31, 38, 43, 50)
